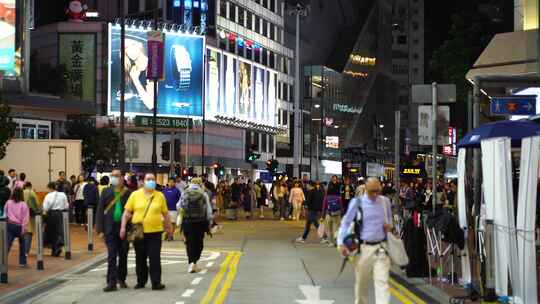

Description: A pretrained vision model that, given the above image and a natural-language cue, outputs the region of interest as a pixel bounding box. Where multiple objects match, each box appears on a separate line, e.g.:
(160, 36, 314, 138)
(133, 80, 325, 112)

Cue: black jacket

(305, 188, 325, 212)
(83, 182, 99, 208)
(96, 186, 132, 236)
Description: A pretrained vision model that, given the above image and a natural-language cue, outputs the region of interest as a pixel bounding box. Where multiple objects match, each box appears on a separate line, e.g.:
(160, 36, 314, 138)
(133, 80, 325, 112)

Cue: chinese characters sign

(59, 33, 96, 101)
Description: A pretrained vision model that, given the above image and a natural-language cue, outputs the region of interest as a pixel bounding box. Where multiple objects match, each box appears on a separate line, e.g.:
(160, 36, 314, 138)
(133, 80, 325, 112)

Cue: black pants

(133, 232, 162, 286)
(105, 225, 129, 286)
(182, 221, 207, 264)
(74, 200, 86, 224)
(302, 210, 320, 240)
(45, 210, 64, 256)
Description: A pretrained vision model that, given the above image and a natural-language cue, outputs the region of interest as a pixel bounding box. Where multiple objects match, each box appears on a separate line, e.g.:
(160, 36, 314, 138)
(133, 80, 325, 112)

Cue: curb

(391, 267, 455, 304)
(0, 253, 107, 304)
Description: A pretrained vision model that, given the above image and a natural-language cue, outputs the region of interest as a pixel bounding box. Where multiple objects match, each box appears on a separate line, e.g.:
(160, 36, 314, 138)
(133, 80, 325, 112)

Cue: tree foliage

(63, 115, 120, 174)
(0, 95, 16, 160)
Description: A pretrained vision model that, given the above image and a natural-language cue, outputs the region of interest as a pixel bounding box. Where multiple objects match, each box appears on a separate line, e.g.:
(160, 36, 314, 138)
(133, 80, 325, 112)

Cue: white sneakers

(188, 263, 201, 273)
(295, 237, 306, 244)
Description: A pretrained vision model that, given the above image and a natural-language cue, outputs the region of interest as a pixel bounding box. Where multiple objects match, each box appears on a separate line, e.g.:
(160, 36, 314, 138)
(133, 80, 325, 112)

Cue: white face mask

(111, 176, 120, 186)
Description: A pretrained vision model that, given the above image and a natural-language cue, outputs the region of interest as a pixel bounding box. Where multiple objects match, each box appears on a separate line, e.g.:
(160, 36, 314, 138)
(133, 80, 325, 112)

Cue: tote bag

(382, 200, 409, 266)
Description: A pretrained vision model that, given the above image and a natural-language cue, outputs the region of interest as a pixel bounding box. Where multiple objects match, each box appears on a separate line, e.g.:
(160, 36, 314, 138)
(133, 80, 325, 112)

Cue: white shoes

(188, 263, 198, 273)
(295, 237, 306, 244)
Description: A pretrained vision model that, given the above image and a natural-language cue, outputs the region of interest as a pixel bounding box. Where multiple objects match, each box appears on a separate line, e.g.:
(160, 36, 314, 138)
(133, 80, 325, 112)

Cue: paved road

(14, 219, 427, 304)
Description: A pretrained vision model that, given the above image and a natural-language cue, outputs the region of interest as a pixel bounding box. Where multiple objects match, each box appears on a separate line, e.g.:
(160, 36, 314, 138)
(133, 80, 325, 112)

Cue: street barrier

(0, 218, 7, 283)
(87, 207, 94, 252)
(62, 210, 71, 260)
(35, 214, 44, 270)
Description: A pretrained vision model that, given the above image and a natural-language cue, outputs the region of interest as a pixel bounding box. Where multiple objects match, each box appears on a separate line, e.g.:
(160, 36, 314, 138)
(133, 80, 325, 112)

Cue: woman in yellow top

(120, 173, 172, 291)
(289, 182, 305, 221)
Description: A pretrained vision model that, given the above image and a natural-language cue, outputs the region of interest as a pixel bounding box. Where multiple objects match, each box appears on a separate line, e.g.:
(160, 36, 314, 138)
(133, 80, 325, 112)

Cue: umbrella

(457, 120, 540, 148)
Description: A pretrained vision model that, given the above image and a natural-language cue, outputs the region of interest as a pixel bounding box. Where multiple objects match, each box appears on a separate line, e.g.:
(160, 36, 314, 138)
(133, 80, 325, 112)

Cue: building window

(219, 35, 227, 50)
(246, 11, 253, 30)
(262, 20, 268, 37)
(228, 38, 236, 53)
(128, 0, 139, 14)
(270, 0, 275, 12)
(413, 53, 419, 60)
(397, 35, 407, 44)
(269, 51, 275, 69)
(275, 27, 280, 43)
(13, 119, 51, 140)
(145, 0, 158, 11)
(254, 48, 261, 62)
(229, 3, 236, 21)
(283, 58, 289, 74)
(255, 16, 261, 33)
(262, 48, 268, 66)
(282, 83, 288, 101)
(278, 109, 282, 125)
(220, 0, 227, 17)
(269, 135, 274, 153)
(283, 110, 288, 126)
(412, 21, 419, 30)
(262, 133, 268, 152)
(246, 46, 253, 60)
(238, 6, 245, 26)
(262, 0, 267, 9)
(269, 24, 275, 40)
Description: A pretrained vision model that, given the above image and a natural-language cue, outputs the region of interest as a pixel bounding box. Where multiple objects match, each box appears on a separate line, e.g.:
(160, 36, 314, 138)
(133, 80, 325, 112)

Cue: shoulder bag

(382, 199, 409, 266)
(127, 195, 154, 243)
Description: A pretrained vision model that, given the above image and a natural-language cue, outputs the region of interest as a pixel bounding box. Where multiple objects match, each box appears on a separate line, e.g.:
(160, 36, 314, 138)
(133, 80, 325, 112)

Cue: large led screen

(108, 24, 204, 118)
(0, 0, 15, 72)
(205, 48, 276, 127)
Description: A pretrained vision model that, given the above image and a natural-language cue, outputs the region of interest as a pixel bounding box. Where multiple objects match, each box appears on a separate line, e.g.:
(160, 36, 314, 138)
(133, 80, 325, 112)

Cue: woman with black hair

(5, 187, 29, 266)
(43, 182, 69, 257)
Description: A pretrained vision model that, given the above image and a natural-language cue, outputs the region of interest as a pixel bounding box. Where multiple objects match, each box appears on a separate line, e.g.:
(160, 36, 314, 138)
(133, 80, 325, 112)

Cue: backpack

(327, 196, 341, 216)
(183, 189, 207, 223)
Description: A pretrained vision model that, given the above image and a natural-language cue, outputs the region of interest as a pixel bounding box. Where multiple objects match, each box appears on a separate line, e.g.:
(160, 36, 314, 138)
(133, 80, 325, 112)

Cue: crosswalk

(90, 249, 221, 272)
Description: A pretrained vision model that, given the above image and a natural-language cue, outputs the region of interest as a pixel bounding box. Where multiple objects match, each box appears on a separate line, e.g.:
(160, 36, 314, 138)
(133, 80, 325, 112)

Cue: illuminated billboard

(108, 24, 204, 118)
(0, 0, 15, 72)
(205, 48, 276, 127)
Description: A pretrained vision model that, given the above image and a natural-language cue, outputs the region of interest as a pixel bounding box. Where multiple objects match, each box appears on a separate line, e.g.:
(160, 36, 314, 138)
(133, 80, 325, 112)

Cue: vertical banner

(516, 136, 540, 304)
(457, 149, 472, 285)
(238, 61, 252, 119)
(205, 48, 220, 119)
(254, 66, 264, 122)
(0, 0, 16, 72)
(418, 105, 450, 145)
(147, 31, 165, 80)
(59, 33, 96, 101)
(223, 53, 236, 117)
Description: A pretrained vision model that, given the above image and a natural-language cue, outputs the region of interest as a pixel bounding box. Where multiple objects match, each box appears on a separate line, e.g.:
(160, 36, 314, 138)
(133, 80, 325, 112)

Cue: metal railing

(62, 210, 71, 260)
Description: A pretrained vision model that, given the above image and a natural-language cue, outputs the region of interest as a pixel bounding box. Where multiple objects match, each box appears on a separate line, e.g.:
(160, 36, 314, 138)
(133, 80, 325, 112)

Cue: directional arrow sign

(490, 95, 537, 116)
(295, 285, 335, 304)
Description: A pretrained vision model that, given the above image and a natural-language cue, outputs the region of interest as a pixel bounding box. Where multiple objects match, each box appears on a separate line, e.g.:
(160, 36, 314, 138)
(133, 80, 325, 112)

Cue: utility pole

(119, 0, 126, 170)
(290, 3, 308, 179)
(394, 111, 400, 193)
(151, 8, 159, 175)
(431, 82, 437, 213)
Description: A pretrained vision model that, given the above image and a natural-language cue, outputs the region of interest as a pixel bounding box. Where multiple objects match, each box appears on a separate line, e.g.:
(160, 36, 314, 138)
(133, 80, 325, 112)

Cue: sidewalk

(0, 224, 106, 296)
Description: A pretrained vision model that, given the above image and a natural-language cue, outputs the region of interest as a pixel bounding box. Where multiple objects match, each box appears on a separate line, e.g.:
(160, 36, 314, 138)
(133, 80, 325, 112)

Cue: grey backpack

(183, 189, 207, 223)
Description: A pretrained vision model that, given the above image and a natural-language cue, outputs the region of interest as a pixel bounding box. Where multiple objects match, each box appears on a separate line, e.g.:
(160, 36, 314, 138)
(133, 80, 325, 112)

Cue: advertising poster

(59, 33, 96, 101)
(418, 105, 450, 146)
(224, 53, 236, 117)
(267, 71, 277, 127)
(0, 0, 15, 72)
(238, 61, 252, 118)
(206, 48, 221, 119)
(108, 24, 204, 118)
(254, 66, 264, 122)
(326, 136, 339, 149)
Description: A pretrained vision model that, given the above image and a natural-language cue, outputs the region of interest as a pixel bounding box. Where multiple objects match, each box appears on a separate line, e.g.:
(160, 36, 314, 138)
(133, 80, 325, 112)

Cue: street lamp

(379, 124, 384, 129)
(314, 104, 320, 109)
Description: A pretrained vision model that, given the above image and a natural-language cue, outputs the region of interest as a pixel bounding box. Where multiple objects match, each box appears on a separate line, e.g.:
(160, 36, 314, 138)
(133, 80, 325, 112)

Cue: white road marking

(200, 269, 208, 274)
(175, 302, 185, 304)
(191, 277, 203, 285)
(182, 289, 195, 298)
(206, 262, 214, 267)
(295, 285, 335, 304)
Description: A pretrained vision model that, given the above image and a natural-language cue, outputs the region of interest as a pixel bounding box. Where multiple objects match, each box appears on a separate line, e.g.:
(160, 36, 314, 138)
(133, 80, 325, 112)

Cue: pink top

(289, 187, 305, 204)
(5, 200, 29, 233)
(15, 180, 25, 189)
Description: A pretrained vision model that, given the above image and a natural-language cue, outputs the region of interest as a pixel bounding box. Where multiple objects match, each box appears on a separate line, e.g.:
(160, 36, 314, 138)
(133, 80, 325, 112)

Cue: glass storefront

(13, 118, 52, 140)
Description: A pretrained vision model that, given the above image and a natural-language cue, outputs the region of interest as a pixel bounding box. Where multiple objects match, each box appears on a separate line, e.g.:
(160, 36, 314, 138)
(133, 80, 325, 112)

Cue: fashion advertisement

(238, 61, 252, 118)
(108, 24, 204, 118)
(254, 66, 264, 122)
(0, 0, 15, 72)
(224, 53, 236, 117)
(205, 48, 220, 119)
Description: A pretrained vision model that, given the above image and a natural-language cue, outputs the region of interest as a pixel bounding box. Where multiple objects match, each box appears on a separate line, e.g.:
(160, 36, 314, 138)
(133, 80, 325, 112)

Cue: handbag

(382, 200, 409, 266)
(127, 196, 154, 243)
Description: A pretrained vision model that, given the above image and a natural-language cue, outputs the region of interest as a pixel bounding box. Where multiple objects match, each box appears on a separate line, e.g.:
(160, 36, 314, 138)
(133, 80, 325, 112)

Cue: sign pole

(394, 110, 400, 194)
(432, 82, 437, 213)
(151, 9, 159, 176)
(119, 1, 126, 170)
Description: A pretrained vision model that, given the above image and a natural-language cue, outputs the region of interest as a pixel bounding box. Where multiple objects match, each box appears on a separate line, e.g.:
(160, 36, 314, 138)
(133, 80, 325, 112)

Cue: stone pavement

(0, 224, 106, 297)
(0, 215, 449, 304)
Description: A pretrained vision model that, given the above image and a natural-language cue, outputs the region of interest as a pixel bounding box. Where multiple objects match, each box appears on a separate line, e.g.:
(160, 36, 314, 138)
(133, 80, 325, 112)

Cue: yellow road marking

(200, 252, 234, 304)
(390, 287, 415, 304)
(389, 278, 427, 304)
(213, 252, 242, 304)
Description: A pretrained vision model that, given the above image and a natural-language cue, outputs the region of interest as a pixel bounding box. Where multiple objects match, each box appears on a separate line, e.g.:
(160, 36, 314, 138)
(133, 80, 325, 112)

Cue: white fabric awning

(466, 30, 539, 80)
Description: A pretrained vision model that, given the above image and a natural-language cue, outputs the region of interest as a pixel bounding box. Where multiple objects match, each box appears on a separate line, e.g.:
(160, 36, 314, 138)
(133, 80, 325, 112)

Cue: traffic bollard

(0, 218, 8, 283)
(62, 210, 71, 260)
(35, 214, 44, 270)
(87, 207, 93, 252)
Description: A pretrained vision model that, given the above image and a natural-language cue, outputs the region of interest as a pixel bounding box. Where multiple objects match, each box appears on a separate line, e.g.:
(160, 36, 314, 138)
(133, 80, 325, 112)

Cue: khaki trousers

(325, 215, 341, 243)
(355, 243, 391, 304)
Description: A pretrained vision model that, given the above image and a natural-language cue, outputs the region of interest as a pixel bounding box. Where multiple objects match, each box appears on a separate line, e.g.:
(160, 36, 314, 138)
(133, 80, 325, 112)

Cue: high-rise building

(391, 0, 425, 149)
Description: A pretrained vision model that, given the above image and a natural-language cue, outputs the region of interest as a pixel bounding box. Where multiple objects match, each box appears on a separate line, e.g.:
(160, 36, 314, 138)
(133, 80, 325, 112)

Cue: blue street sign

(490, 95, 537, 116)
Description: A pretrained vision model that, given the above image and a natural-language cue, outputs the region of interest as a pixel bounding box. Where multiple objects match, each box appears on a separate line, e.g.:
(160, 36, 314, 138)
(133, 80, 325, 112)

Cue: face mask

(144, 180, 156, 190)
(111, 176, 120, 186)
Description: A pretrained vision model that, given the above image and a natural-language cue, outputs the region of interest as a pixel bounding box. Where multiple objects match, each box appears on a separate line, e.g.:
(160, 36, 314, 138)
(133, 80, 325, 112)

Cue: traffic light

(173, 139, 181, 162)
(213, 163, 225, 178)
(161, 141, 171, 161)
(266, 159, 279, 175)
(246, 144, 261, 163)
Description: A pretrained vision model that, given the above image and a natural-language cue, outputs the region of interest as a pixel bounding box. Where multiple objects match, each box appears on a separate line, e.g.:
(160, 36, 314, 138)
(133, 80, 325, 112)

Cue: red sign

(147, 31, 164, 80)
